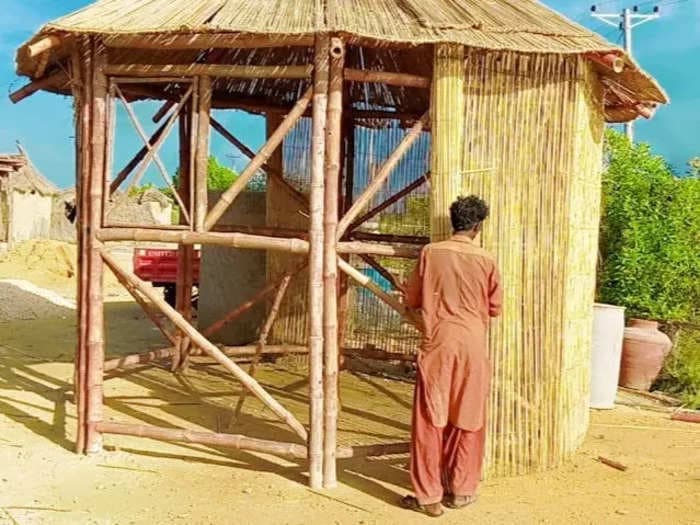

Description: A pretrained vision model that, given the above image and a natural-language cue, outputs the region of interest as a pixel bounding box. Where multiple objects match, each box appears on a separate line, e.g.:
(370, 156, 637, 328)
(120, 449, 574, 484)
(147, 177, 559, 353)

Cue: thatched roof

(0, 149, 58, 196)
(14, 0, 667, 122)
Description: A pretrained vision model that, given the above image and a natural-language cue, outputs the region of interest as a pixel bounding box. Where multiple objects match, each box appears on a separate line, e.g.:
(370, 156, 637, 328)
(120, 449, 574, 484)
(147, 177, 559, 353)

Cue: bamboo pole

(202, 262, 306, 338)
(336, 113, 429, 239)
(105, 34, 315, 50)
(104, 64, 313, 79)
(204, 87, 313, 231)
(337, 258, 422, 331)
(308, 35, 329, 490)
(347, 172, 431, 233)
(96, 422, 309, 459)
(85, 38, 108, 454)
(153, 100, 175, 123)
(26, 35, 63, 57)
(210, 117, 308, 210)
(322, 36, 344, 489)
(109, 120, 169, 195)
(104, 348, 174, 372)
(232, 272, 293, 421)
(100, 249, 309, 442)
(344, 68, 430, 89)
(336, 442, 410, 459)
(213, 225, 308, 238)
(9, 71, 69, 104)
(337, 241, 421, 258)
(72, 44, 89, 455)
(195, 76, 212, 231)
(349, 231, 429, 245)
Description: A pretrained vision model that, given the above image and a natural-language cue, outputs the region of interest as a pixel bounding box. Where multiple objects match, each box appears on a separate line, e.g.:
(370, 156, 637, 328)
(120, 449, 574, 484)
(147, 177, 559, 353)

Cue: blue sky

(0, 0, 697, 188)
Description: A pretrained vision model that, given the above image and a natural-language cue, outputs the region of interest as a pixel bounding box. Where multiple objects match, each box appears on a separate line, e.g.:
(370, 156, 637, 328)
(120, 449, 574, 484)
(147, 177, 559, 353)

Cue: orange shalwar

(405, 234, 502, 505)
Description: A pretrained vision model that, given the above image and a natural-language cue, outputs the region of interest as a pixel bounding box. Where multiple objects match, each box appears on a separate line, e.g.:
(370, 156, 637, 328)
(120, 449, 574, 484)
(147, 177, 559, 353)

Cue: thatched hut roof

(14, 0, 666, 122)
(0, 149, 58, 196)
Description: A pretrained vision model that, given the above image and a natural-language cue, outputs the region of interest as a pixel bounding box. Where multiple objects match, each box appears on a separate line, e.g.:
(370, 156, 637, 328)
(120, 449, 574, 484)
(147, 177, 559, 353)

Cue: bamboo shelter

(12, 0, 666, 488)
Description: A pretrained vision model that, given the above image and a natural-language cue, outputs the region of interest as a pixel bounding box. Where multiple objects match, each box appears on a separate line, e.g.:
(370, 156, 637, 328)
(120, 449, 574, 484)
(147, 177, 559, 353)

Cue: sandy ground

(0, 242, 698, 525)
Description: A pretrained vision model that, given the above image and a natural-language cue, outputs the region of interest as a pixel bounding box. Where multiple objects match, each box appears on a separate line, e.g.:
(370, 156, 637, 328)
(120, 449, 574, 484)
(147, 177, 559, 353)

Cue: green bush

(597, 130, 700, 322)
(655, 324, 700, 408)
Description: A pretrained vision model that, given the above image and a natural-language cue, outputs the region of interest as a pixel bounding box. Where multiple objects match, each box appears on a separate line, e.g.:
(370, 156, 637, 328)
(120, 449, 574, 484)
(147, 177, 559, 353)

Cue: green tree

(597, 130, 700, 322)
(171, 155, 239, 192)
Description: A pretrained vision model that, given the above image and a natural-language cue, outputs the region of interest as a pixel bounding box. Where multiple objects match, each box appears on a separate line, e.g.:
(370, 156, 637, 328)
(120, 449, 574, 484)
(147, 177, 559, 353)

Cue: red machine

(133, 248, 201, 306)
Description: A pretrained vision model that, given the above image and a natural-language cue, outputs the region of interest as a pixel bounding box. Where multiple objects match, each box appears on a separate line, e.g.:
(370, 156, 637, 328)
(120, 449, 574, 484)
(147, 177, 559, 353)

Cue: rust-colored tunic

(405, 235, 502, 431)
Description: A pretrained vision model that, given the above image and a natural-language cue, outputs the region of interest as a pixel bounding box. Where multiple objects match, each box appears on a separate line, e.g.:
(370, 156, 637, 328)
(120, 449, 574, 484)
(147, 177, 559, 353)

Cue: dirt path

(0, 256, 697, 524)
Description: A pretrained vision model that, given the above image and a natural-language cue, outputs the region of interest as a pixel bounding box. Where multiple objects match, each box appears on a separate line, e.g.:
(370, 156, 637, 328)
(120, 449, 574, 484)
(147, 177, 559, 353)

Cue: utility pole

(591, 4, 661, 142)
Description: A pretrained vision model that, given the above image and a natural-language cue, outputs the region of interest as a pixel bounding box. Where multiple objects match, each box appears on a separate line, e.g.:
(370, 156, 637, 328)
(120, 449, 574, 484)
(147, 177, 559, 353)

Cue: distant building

(0, 147, 58, 247)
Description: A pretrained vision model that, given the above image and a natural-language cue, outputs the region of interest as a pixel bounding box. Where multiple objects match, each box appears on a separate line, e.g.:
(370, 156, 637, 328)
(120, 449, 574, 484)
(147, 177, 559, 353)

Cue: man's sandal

(400, 495, 444, 518)
(444, 494, 478, 509)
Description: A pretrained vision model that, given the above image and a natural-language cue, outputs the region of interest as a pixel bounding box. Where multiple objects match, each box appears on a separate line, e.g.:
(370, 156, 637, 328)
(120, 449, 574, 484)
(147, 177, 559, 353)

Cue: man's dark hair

(450, 195, 489, 232)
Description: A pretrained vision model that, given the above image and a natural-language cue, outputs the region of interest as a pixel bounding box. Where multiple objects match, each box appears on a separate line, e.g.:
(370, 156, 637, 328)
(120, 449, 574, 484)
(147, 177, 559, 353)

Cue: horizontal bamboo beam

(338, 257, 422, 330)
(212, 224, 309, 239)
(585, 52, 624, 73)
(337, 241, 421, 259)
(100, 249, 309, 442)
(336, 442, 410, 459)
(97, 228, 310, 253)
(352, 109, 426, 122)
(9, 71, 68, 104)
(218, 345, 308, 357)
(347, 172, 431, 232)
(105, 34, 315, 50)
(96, 421, 308, 459)
(349, 231, 429, 245)
(104, 64, 313, 80)
(104, 348, 174, 372)
(26, 35, 63, 58)
(344, 68, 430, 89)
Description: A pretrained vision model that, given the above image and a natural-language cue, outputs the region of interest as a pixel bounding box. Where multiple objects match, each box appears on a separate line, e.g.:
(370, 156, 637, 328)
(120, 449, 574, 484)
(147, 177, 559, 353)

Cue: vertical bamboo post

(175, 110, 194, 370)
(71, 44, 89, 454)
(322, 36, 344, 489)
(85, 37, 107, 453)
(430, 44, 465, 241)
(308, 35, 329, 490)
(194, 76, 211, 231)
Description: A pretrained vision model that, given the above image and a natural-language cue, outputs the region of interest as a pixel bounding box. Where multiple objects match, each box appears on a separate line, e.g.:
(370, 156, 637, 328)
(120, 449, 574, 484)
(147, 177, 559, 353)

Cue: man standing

(401, 195, 502, 517)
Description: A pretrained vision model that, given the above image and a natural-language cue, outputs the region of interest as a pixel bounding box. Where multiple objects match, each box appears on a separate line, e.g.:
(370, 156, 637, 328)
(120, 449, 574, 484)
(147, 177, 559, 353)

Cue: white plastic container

(589, 303, 626, 409)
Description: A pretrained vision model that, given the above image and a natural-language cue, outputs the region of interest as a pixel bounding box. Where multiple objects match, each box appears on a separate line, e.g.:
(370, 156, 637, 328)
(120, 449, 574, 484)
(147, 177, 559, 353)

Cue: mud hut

(12, 0, 666, 488)
(0, 147, 58, 246)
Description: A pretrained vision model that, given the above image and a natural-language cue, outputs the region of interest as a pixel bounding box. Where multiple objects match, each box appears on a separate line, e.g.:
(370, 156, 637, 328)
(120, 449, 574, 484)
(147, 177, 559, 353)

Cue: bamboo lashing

(204, 86, 313, 231)
(430, 43, 465, 242)
(308, 35, 329, 490)
(100, 249, 309, 442)
(337, 113, 430, 239)
(322, 36, 345, 488)
(104, 63, 313, 79)
(96, 422, 309, 459)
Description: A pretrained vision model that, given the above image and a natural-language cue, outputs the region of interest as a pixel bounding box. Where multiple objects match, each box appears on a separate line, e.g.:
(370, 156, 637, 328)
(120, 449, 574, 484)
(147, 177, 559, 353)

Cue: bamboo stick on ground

(96, 421, 308, 459)
(205, 86, 313, 230)
(100, 249, 309, 442)
(308, 35, 329, 490)
(104, 348, 174, 372)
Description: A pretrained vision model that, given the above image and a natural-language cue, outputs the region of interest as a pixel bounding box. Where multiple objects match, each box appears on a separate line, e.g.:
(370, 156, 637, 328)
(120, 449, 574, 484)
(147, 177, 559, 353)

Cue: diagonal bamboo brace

(100, 249, 309, 442)
(336, 112, 429, 239)
(204, 87, 313, 231)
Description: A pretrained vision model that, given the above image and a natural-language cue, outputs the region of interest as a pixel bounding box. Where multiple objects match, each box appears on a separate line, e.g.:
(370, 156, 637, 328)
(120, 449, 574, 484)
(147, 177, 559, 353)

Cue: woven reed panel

(459, 50, 605, 477)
